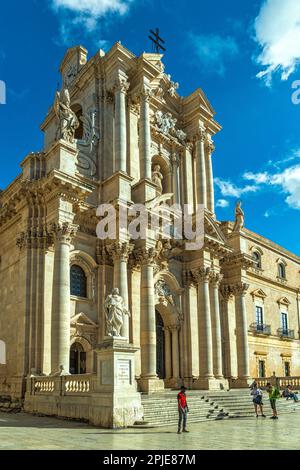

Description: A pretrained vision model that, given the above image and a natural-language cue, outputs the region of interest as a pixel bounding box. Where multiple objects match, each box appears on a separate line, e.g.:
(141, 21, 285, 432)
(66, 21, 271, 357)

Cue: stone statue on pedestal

(54, 88, 79, 144)
(233, 201, 245, 232)
(104, 288, 130, 337)
(152, 165, 164, 194)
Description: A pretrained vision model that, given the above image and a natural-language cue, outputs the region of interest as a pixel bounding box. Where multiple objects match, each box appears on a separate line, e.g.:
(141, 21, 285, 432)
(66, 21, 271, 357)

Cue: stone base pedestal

(91, 337, 143, 428)
(192, 376, 227, 391)
(229, 377, 253, 389)
(137, 377, 165, 394)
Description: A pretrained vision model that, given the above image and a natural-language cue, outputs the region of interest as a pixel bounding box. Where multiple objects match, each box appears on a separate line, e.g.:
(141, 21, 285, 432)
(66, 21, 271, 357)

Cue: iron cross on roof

(149, 28, 166, 54)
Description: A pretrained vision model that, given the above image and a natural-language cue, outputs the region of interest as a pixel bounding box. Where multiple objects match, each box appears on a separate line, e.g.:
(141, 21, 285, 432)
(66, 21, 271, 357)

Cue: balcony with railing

(277, 328, 295, 340)
(250, 322, 271, 336)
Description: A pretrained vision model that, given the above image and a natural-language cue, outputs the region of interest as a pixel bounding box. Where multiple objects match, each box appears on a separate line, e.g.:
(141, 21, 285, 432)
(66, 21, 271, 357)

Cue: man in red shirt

(177, 386, 189, 434)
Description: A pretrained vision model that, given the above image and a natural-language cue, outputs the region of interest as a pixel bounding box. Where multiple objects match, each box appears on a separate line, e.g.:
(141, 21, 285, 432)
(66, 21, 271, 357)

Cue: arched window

(278, 262, 286, 279)
(70, 265, 87, 298)
(0, 340, 6, 365)
(253, 251, 262, 269)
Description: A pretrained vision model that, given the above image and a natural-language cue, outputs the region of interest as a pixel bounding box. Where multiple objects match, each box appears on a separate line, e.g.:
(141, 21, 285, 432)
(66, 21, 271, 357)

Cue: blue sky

(0, 0, 300, 254)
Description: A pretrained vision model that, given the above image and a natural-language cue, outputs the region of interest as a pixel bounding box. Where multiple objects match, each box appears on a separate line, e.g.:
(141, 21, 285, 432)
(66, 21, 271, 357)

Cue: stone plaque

(100, 360, 113, 385)
(117, 359, 131, 385)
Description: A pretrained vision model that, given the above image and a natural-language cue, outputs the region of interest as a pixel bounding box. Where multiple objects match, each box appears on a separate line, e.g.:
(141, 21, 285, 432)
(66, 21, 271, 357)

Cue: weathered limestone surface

(0, 42, 300, 427)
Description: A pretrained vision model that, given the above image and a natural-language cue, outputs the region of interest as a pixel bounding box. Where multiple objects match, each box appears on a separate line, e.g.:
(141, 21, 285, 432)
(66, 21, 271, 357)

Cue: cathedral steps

(133, 389, 300, 427)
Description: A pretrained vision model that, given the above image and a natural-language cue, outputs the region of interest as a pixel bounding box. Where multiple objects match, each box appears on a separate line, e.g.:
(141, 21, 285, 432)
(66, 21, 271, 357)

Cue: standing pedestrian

(266, 382, 280, 419)
(251, 384, 266, 418)
(177, 386, 189, 434)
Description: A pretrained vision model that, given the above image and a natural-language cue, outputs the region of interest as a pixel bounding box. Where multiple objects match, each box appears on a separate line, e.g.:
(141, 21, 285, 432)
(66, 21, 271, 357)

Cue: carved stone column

(205, 139, 215, 214)
(136, 247, 164, 393)
(139, 85, 152, 180)
(50, 222, 78, 374)
(233, 282, 251, 382)
(114, 77, 129, 173)
(195, 128, 207, 208)
(164, 326, 172, 380)
(210, 272, 224, 379)
(171, 152, 180, 204)
(171, 324, 180, 380)
(107, 242, 134, 341)
(193, 268, 214, 380)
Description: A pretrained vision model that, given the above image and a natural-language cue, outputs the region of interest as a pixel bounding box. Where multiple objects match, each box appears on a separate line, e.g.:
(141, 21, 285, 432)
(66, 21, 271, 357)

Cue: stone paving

(0, 410, 299, 450)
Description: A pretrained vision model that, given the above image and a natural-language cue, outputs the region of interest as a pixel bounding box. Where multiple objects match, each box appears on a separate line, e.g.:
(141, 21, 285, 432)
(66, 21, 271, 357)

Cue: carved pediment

(277, 297, 290, 306)
(70, 312, 98, 328)
(251, 289, 267, 299)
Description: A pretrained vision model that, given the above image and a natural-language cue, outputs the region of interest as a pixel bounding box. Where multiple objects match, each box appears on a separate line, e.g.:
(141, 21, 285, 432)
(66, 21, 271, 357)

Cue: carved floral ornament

(106, 241, 134, 262)
(48, 222, 78, 244)
(190, 267, 223, 285)
(152, 110, 187, 143)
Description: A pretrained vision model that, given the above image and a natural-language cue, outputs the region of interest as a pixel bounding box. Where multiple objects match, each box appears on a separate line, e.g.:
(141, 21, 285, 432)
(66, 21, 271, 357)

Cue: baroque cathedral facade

(0, 42, 300, 424)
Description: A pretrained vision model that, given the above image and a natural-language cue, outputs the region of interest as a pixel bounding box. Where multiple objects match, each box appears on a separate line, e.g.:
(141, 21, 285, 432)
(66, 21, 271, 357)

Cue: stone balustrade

(255, 376, 300, 389)
(29, 374, 95, 396)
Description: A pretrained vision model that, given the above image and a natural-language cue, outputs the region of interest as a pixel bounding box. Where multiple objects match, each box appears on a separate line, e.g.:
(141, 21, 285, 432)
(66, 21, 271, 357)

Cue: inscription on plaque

(117, 359, 131, 385)
(100, 360, 113, 385)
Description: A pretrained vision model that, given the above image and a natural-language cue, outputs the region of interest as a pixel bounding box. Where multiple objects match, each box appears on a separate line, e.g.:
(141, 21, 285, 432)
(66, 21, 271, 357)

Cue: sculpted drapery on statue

(152, 165, 164, 194)
(54, 88, 79, 144)
(104, 288, 130, 338)
(233, 201, 245, 232)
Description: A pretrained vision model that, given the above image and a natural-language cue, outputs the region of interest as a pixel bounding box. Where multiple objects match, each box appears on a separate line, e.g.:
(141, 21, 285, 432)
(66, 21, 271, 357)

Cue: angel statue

(152, 164, 164, 194)
(104, 288, 130, 337)
(54, 88, 79, 144)
(233, 201, 245, 232)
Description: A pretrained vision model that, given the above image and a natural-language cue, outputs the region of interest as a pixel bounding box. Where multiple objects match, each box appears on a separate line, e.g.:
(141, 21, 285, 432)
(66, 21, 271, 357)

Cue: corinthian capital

(194, 127, 206, 143)
(107, 241, 134, 262)
(232, 282, 250, 296)
(134, 246, 159, 266)
(206, 139, 215, 155)
(49, 222, 78, 244)
(114, 77, 130, 94)
(191, 267, 211, 284)
(210, 271, 223, 287)
(140, 84, 154, 102)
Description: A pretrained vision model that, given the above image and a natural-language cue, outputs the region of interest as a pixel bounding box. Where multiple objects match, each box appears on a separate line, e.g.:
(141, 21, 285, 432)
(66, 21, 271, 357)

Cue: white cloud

(216, 199, 229, 208)
(191, 33, 239, 75)
(214, 177, 259, 198)
(51, 0, 134, 44)
(254, 0, 300, 85)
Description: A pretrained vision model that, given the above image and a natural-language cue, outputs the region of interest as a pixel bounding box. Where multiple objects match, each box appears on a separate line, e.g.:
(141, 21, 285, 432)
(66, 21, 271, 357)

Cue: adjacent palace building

(0, 43, 299, 426)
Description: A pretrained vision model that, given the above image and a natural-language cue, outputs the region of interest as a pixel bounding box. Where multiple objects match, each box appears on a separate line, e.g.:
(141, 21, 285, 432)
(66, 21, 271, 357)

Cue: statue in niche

(104, 288, 130, 337)
(152, 165, 164, 194)
(54, 88, 79, 144)
(233, 201, 245, 232)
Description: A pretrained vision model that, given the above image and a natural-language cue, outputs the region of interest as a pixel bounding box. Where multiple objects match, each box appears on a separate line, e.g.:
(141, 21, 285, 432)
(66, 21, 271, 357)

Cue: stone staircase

(133, 390, 229, 428)
(133, 389, 300, 428)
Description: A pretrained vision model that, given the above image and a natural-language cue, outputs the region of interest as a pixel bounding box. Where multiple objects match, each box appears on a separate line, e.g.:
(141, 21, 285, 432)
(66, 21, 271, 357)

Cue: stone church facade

(0, 42, 299, 425)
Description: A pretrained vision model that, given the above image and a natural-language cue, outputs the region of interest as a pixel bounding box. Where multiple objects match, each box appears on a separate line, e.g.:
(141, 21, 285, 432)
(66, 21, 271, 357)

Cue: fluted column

(171, 325, 180, 379)
(205, 139, 215, 214)
(164, 327, 172, 379)
(114, 77, 129, 173)
(195, 128, 207, 208)
(108, 242, 133, 341)
(193, 267, 213, 378)
(138, 248, 158, 379)
(210, 272, 224, 378)
(139, 85, 152, 180)
(50, 222, 77, 374)
(233, 282, 250, 379)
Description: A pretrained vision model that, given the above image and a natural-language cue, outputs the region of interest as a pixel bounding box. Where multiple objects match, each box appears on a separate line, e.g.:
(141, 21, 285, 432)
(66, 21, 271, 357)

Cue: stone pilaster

(49, 222, 78, 375)
(139, 85, 152, 180)
(210, 272, 224, 379)
(195, 128, 207, 208)
(164, 326, 172, 380)
(232, 282, 252, 386)
(114, 77, 130, 173)
(205, 139, 215, 215)
(171, 324, 180, 381)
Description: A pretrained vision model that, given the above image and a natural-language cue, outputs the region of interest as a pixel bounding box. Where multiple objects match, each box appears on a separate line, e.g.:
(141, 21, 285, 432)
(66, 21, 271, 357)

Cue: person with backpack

(266, 382, 280, 419)
(251, 384, 266, 418)
(177, 386, 189, 434)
